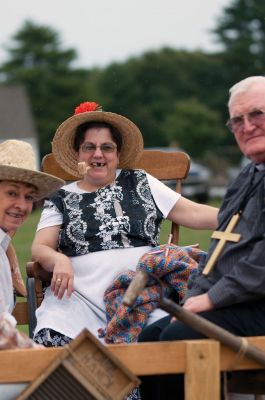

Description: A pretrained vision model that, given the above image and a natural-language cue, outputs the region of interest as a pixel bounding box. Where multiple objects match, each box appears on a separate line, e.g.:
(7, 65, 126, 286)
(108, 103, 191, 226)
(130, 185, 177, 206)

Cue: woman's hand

(32, 226, 74, 299)
(51, 253, 74, 299)
(183, 293, 214, 313)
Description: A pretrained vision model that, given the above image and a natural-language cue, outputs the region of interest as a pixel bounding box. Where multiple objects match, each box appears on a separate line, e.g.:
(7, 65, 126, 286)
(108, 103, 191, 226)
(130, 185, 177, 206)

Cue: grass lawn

(160, 219, 213, 250)
(12, 207, 42, 280)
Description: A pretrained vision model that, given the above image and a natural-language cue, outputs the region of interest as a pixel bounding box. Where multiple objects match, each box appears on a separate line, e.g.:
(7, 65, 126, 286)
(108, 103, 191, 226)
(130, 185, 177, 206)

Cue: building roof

(0, 85, 37, 139)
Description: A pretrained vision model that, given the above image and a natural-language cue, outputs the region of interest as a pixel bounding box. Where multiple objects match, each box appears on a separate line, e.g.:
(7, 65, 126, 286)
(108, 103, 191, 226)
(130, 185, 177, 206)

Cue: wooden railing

(1, 338, 265, 399)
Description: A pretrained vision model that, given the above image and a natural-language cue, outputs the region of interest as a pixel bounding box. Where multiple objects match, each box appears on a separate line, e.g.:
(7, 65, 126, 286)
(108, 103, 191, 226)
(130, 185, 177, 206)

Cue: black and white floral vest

(47, 169, 164, 256)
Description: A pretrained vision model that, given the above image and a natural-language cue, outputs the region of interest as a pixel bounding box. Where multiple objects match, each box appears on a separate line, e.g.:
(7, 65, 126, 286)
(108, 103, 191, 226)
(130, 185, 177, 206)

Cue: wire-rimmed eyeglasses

(226, 109, 265, 134)
(80, 142, 117, 153)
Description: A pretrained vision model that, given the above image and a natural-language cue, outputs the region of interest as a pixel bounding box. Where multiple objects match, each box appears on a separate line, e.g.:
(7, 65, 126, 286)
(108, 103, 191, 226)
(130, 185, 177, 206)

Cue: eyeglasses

(80, 143, 117, 153)
(226, 109, 265, 134)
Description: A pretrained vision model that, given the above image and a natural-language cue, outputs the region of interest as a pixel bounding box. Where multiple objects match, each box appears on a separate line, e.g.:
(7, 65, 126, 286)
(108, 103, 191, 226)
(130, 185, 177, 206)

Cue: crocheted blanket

(98, 244, 207, 344)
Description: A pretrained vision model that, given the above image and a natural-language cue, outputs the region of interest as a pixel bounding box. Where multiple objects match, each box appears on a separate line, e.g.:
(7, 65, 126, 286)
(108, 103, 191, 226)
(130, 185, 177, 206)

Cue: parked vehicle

(146, 147, 211, 202)
(180, 159, 211, 202)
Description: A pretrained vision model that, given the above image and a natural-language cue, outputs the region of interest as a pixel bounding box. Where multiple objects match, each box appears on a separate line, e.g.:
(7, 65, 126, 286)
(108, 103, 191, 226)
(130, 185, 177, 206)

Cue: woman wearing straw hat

(0, 139, 64, 400)
(32, 101, 218, 348)
(0, 139, 64, 324)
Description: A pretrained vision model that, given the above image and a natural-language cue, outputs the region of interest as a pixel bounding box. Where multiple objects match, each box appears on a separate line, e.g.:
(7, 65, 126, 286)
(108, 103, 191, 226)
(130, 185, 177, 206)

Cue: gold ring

(56, 278, 62, 284)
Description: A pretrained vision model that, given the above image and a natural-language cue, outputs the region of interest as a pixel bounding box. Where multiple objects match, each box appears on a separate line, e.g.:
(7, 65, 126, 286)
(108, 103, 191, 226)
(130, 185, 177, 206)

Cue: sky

(0, 0, 232, 69)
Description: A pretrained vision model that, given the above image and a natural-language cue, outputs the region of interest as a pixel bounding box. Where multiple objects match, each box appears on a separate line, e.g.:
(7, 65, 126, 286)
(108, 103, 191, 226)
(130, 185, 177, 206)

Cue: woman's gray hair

(228, 76, 265, 107)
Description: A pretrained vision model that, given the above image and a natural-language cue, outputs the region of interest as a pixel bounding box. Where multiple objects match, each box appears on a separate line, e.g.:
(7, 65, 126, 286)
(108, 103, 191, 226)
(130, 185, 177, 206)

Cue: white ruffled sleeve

(146, 173, 181, 218)
(36, 200, 63, 231)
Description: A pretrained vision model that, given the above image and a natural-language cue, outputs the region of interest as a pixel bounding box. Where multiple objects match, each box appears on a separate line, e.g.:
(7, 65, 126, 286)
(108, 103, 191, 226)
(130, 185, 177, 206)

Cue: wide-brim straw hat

(0, 140, 64, 200)
(52, 102, 144, 178)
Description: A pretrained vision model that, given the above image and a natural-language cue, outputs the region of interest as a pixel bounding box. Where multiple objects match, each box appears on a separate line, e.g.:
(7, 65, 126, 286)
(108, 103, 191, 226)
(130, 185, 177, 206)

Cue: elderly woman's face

(77, 127, 120, 187)
(0, 181, 36, 233)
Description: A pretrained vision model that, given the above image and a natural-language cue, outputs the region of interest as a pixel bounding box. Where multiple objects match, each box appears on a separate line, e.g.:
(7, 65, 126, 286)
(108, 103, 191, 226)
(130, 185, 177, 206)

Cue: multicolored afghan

(98, 244, 207, 343)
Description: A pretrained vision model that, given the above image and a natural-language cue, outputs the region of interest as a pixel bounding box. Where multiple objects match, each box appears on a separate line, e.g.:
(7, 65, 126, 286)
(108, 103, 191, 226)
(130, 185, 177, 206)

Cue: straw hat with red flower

(52, 102, 144, 178)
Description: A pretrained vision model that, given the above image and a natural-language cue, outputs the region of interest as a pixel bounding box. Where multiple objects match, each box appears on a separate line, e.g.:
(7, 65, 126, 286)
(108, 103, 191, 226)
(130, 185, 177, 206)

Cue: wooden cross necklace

(203, 167, 265, 275)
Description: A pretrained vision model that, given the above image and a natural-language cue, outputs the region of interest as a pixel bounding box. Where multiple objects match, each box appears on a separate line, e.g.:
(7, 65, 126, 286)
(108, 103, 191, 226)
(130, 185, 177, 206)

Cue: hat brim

(0, 165, 64, 200)
(52, 111, 144, 178)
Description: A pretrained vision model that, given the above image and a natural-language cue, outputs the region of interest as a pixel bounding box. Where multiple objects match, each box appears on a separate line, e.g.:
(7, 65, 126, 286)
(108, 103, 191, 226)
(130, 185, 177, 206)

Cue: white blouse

(0, 229, 14, 317)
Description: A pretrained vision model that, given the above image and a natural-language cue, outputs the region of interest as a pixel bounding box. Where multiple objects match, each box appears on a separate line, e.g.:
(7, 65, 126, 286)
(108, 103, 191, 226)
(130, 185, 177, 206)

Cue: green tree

(164, 98, 226, 159)
(92, 48, 227, 148)
(213, 0, 265, 86)
(1, 20, 88, 156)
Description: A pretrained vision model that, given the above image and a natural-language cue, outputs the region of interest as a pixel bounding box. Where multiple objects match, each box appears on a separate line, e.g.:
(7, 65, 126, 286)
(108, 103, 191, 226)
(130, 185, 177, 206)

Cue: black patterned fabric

(34, 328, 72, 347)
(45, 169, 164, 256)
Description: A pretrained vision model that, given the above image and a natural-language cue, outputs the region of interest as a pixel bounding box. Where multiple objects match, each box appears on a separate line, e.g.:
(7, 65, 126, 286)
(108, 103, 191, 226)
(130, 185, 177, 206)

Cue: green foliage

(2, 20, 76, 70)
(1, 20, 88, 157)
(213, 0, 265, 87)
(3, 0, 265, 165)
(164, 98, 226, 159)
(90, 48, 228, 150)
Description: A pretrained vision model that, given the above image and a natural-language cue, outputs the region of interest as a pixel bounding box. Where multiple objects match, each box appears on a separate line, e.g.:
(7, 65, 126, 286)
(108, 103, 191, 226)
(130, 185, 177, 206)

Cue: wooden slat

(220, 336, 265, 370)
(42, 150, 190, 182)
(12, 302, 29, 325)
(1, 338, 265, 383)
(109, 337, 265, 374)
(42, 154, 77, 181)
(109, 341, 186, 375)
(185, 341, 220, 400)
(0, 348, 61, 382)
(136, 150, 190, 180)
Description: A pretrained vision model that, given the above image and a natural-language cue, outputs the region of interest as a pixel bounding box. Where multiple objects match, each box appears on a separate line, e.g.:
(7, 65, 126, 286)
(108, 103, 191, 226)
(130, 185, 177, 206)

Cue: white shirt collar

(0, 229, 11, 251)
(255, 163, 265, 171)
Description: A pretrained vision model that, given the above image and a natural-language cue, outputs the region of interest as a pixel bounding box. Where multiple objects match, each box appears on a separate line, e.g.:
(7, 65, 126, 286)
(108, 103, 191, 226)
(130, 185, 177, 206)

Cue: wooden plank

(185, 340, 220, 400)
(136, 150, 190, 180)
(220, 336, 265, 371)
(0, 342, 186, 383)
(108, 341, 186, 375)
(42, 151, 190, 182)
(109, 337, 265, 374)
(0, 348, 61, 382)
(12, 302, 29, 325)
(42, 153, 77, 181)
(1, 338, 265, 383)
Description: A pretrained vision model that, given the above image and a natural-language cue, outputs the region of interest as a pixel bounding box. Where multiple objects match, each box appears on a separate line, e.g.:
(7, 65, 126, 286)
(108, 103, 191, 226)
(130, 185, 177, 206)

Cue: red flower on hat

(74, 101, 102, 115)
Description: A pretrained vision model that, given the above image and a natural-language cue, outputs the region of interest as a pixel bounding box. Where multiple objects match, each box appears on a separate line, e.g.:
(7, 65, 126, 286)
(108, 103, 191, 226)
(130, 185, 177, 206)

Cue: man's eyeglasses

(80, 143, 117, 153)
(226, 109, 265, 134)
